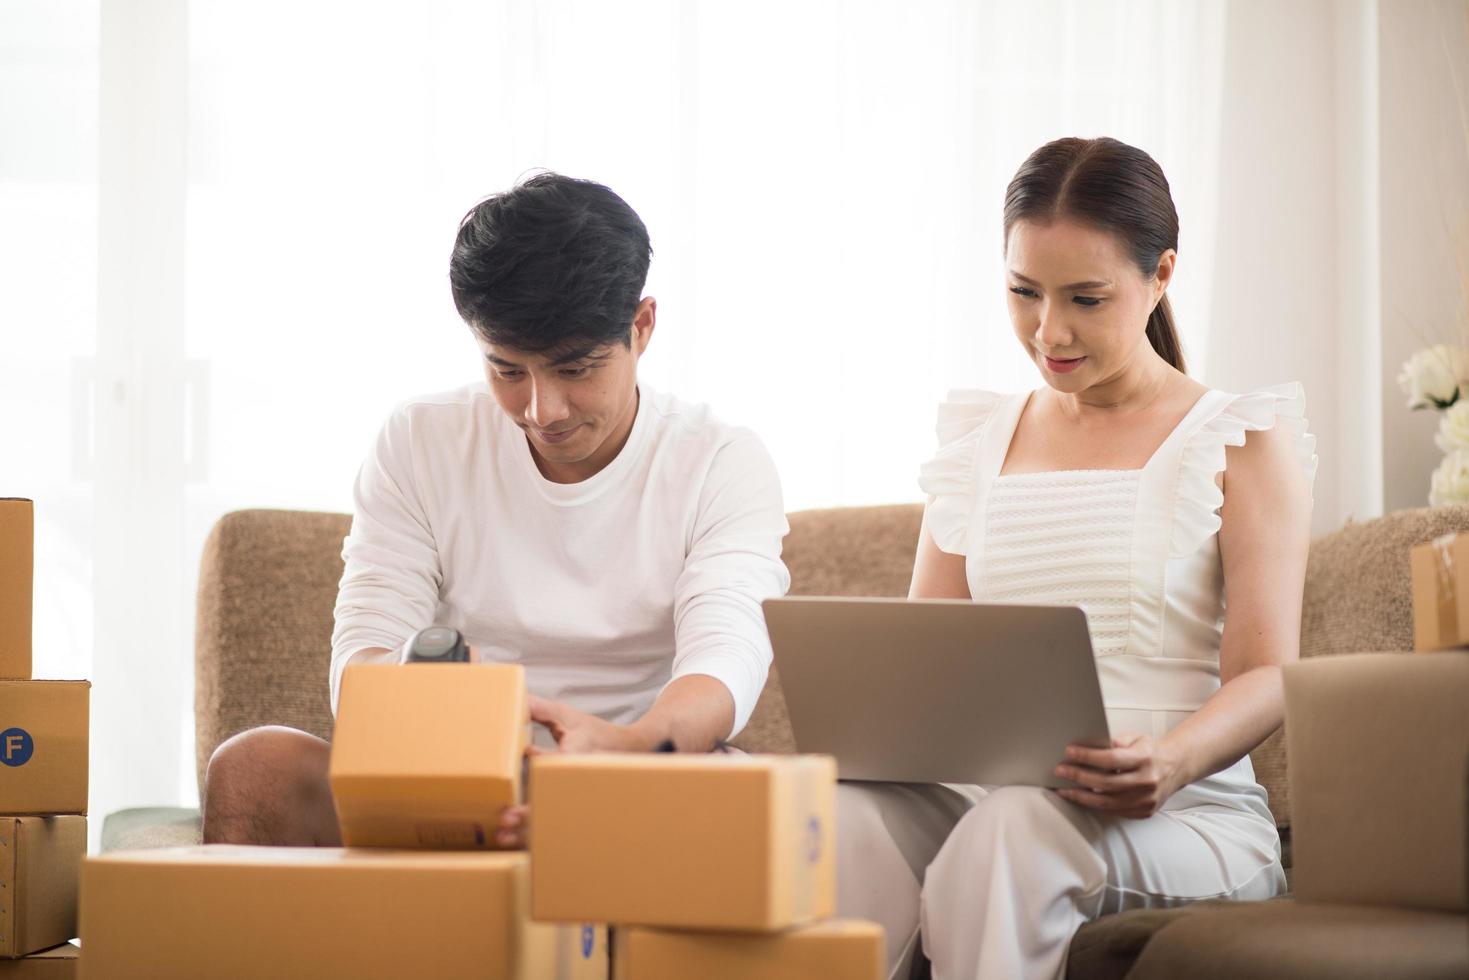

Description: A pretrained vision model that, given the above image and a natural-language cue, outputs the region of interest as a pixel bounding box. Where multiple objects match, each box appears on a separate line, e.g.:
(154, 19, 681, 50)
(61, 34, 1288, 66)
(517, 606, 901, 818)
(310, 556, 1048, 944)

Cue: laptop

(761, 597, 1111, 786)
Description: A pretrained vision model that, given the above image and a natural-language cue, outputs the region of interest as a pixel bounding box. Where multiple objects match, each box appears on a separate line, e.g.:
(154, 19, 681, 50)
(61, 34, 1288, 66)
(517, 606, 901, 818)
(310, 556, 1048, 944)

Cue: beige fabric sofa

(104, 503, 1469, 977)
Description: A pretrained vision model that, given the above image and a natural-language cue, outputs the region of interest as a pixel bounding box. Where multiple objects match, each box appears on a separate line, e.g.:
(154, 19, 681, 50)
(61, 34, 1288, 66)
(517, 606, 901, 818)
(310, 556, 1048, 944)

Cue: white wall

(1205, 0, 1365, 535)
(1207, 0, 1469, 531)
(1380, 0, 1469, 513)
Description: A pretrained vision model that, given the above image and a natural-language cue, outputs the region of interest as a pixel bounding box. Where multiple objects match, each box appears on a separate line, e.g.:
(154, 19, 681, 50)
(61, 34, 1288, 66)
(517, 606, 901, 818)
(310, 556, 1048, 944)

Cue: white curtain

(4, 0, 1229, 829)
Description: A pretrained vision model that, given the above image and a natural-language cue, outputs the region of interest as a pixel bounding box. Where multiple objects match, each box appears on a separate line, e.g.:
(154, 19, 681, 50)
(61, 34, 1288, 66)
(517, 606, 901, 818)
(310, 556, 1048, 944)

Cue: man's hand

(1052, 733, 1188, 819)
(493, 695, 664, 850)
(529, 694, 662, 754)
(495, 679, 738, 847)
(495, 803, 529, 849)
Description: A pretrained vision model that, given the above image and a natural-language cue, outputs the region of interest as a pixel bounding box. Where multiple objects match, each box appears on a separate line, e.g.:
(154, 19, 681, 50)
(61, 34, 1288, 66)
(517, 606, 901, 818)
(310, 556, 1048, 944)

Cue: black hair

(449, 172, 652, 355)
(1004, 137, 1186, 373)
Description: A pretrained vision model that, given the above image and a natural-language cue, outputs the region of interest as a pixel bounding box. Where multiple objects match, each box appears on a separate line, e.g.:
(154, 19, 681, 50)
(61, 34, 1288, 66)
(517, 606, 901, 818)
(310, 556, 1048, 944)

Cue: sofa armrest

(1283, 652, 1469, 912)
(194, 509, 348, 796)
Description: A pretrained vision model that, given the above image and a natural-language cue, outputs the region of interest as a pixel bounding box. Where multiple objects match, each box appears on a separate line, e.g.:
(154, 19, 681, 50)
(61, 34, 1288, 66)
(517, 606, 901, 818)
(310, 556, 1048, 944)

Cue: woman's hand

(1053, 733, 1188, 819)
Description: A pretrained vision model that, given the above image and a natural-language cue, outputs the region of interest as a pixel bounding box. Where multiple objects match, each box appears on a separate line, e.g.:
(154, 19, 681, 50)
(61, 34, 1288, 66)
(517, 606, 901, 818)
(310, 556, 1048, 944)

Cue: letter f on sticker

(3, 734, 20, 761)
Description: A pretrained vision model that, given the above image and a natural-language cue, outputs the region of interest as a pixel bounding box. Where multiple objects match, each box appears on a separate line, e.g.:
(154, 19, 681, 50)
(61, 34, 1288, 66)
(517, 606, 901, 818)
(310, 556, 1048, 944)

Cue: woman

(836, 137, 1315, 980)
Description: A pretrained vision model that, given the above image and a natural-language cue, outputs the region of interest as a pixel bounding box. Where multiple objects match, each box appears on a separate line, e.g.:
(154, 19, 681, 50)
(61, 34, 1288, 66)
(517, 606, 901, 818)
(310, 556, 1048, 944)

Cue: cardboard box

(0, 682, 89, 815)
(329, 662, 529, 848)
(1285, 652, 1469, 912)
(0, 500, 32, 680)
(0, 818, 85, 959)
(1410, 532, 1469, 651)
(0, 943, 78, 979)
(614, 920, 884, 980)
(531, 754, 836, 931)
(80, 846, 607, 980)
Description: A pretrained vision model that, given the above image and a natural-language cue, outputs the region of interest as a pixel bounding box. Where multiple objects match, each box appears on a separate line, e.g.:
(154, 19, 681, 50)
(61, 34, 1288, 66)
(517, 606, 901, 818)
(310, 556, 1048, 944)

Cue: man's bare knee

(202, 726, 338, 846)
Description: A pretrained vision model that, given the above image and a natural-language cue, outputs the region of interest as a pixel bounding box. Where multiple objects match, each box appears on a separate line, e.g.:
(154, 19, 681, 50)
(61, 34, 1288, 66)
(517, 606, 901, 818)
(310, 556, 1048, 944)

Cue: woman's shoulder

(916, 390, 1020, 555)
(920, 389, 1025, 474)
(1171, 382, 1318, 557)
(1192, 383, 1316, 469)
(930, 389, 1015, 443)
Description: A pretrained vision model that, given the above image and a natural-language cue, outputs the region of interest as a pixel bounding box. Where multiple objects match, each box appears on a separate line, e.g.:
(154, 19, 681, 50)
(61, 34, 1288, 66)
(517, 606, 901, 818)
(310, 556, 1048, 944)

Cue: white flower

(1398, 345, 1469, 409)
(1430, 449, 1469, 506)
(1437, 401, 1469, 453)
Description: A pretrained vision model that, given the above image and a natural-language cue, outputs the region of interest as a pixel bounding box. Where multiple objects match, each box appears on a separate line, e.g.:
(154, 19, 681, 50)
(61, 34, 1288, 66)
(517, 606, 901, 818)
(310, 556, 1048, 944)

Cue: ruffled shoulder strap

(1170, 382, 1319, 558)
(917, 390, 1009, 554)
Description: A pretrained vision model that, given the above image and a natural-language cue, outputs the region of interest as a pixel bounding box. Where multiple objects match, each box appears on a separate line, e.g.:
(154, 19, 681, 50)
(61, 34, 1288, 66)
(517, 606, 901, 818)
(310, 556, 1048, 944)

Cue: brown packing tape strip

(1433, 534, 1459, 645)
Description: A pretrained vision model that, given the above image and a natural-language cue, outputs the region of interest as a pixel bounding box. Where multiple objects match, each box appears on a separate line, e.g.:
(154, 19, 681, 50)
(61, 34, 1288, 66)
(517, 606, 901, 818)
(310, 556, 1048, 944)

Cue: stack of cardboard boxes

(80, 652, 881, 977)
(1, 499, 89, 979)
(532, 752, 884, 979)
(81, 661, 606, 978)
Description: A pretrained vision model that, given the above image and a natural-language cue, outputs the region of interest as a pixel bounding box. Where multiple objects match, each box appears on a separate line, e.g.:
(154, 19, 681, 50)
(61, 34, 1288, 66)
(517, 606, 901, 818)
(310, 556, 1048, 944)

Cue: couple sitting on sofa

(202, 136, 1316, 980)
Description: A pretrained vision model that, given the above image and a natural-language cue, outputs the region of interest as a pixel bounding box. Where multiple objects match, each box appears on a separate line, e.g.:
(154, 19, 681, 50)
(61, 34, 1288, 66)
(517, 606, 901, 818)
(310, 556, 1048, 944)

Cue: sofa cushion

(1064, 901, 1225, 980)
(1124, 899, 1469, 980)
(782, 503, 924, 599)
(100, 807, 203, 852)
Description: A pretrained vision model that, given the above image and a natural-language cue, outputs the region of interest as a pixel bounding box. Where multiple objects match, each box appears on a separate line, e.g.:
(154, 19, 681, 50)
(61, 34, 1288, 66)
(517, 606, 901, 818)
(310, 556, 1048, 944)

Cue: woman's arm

(1057, 424, 1311, 816)
(909, 508, 973, 599)
(1164, 422, 1312, 778)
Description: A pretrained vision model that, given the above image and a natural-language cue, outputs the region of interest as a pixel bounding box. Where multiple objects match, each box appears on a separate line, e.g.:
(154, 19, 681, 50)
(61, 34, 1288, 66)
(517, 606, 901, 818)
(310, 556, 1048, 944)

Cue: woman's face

(1004, 218, 1173, 393)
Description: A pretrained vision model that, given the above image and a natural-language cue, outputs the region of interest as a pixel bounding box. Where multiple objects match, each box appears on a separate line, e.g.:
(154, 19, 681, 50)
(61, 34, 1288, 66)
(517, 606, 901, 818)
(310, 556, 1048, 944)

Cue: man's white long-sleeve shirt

(329, 382, 791, 739)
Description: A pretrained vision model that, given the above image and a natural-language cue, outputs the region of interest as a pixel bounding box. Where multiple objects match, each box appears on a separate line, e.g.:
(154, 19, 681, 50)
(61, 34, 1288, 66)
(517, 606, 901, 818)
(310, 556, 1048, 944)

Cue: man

(203, 173, 790, 847)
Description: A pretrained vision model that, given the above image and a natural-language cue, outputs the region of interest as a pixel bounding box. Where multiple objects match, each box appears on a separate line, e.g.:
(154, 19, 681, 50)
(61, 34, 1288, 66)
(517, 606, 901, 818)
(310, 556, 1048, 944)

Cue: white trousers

(836, 779, 1286, 980)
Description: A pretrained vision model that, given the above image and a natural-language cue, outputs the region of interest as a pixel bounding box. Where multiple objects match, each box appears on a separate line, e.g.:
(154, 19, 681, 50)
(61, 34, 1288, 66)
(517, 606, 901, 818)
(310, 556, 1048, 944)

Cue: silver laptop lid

(762, 597, 1111, 786)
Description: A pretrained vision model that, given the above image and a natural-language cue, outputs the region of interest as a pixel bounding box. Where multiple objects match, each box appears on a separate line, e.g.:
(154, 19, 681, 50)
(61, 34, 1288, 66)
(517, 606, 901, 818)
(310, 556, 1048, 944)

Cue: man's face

(479, 297, 656, 483)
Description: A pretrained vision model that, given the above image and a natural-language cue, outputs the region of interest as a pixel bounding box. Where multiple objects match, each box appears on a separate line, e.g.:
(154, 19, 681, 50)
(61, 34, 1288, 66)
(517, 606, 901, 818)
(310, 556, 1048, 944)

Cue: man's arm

(330, 407, 442, 713)
(527, 432, 790, 753)
(662, 431, 790, 743)
(630, 675, 734, 750)
(528, 675, 732, 753)
(337, 646, 397, 672)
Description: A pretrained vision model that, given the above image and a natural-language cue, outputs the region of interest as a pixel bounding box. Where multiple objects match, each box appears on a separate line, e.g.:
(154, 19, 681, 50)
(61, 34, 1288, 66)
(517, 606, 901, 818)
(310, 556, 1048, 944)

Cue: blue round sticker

(580, 924, 595, 958)
(805, 815, 822, 864)
(1, 727, 33, 767)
